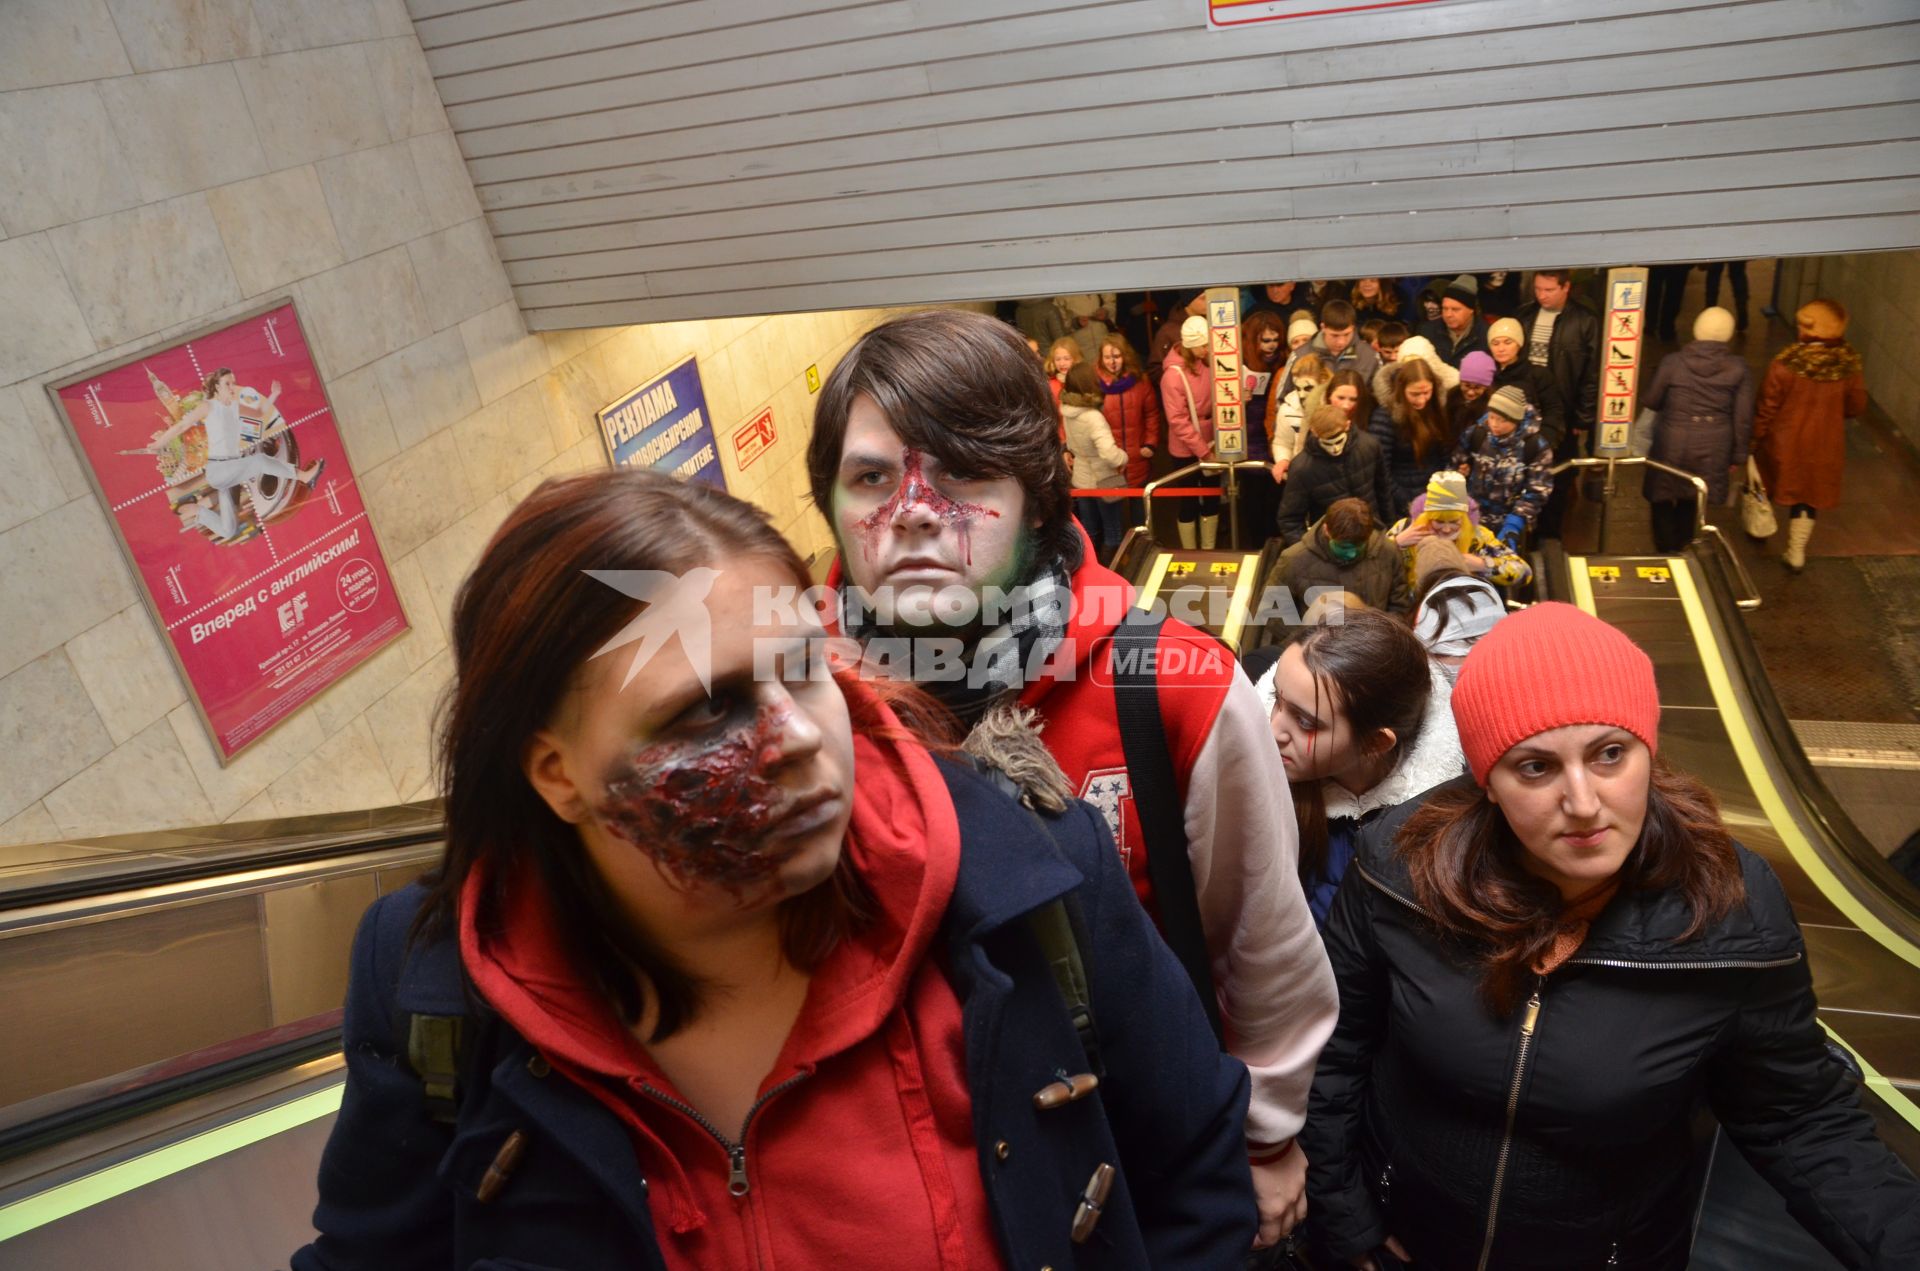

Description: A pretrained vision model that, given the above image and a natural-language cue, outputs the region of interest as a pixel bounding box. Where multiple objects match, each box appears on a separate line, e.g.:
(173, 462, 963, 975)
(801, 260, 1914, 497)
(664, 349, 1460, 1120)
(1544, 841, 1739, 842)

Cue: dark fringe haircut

(1396, 760, 1745, 1016)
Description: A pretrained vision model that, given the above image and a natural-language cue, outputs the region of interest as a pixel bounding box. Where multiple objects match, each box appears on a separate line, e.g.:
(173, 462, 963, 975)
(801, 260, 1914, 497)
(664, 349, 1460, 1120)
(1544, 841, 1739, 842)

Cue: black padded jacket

(1303, 787, 1920, 1271)
(1275, 430, 1393, 545)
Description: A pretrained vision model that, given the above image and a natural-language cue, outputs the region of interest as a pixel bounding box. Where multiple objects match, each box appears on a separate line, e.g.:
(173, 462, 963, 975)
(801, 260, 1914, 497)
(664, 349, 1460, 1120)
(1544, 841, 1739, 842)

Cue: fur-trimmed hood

(1253, 657, 1466, 820)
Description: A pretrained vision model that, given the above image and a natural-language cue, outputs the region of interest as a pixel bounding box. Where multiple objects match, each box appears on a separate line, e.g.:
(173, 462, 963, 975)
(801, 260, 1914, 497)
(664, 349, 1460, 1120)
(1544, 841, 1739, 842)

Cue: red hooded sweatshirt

(461, 723, 1007, 1270)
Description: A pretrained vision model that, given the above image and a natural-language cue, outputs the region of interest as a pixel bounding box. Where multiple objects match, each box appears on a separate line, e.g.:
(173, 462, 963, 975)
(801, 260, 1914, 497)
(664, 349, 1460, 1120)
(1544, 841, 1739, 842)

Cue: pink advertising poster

(52, 301, 408, 763)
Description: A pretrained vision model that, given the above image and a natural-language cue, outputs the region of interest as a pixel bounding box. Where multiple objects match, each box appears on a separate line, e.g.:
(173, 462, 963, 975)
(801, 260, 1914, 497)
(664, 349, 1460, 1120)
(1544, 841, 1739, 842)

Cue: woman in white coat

(1061, 363, 1131, 561)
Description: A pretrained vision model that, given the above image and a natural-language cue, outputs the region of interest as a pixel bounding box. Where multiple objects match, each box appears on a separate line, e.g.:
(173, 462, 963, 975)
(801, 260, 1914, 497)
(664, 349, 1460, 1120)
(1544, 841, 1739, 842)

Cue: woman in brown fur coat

(1753, 299, 1868, 571)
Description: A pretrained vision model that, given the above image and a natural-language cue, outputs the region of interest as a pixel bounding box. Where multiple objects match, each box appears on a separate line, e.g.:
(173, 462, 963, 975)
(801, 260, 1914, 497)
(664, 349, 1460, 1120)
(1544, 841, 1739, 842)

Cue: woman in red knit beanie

(1303, 603, 1920, 1270)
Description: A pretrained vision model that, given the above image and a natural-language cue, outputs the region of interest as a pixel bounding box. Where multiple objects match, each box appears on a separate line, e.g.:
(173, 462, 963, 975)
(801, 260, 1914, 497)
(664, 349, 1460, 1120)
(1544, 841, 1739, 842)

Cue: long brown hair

(1242, 311, 1286, 374)
(1284, 612, 1432, 888)
(1325, 368, 1376, 429)
(419, 470, 884, 1042)
(1399, 762, 1744, 1015)
(1388, 359, 1450, 466)
(1351, 278, 1401, 318)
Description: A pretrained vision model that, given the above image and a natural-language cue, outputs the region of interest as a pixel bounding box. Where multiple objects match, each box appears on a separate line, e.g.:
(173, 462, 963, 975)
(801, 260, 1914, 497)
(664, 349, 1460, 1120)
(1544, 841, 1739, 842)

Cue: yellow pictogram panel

(1587, 565, 1621, 581)
(1636, 566, 1671, 582)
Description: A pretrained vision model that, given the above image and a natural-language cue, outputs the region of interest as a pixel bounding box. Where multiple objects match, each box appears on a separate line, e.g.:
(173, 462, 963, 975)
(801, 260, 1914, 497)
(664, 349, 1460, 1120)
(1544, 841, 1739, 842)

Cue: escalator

(3, 470, 1918, 1268)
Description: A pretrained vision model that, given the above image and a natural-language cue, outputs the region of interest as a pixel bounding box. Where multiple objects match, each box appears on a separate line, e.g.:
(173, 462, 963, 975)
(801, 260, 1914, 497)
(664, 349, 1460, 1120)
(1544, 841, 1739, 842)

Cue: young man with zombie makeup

(292, 470, 1258, 1270)
(807, 309, 1339, 1255)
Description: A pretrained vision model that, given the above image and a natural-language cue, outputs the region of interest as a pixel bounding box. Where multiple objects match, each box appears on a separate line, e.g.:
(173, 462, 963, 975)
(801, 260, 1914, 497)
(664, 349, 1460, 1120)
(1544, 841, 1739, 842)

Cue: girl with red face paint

(292, 469, 1257, 1271)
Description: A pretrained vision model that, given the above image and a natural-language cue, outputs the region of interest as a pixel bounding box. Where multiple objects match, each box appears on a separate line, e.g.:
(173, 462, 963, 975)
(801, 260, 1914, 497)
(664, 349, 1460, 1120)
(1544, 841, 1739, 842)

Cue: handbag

(1629, 406, 1657, 457)
(1741, 456, 1778, 539)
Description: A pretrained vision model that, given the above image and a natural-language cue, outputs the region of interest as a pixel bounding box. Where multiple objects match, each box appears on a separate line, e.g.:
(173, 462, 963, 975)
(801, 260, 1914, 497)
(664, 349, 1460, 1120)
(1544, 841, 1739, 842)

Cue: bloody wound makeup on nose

(852, 448, 1001, 565)
(595, 704, 810, 892)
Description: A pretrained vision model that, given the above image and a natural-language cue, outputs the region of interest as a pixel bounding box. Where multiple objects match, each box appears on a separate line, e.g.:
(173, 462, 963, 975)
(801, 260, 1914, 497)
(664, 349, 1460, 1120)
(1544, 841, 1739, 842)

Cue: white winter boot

(1783, 515, 1814, 572)
(1176, 519, 1198, 550)
(1199, 514, 1220, 550)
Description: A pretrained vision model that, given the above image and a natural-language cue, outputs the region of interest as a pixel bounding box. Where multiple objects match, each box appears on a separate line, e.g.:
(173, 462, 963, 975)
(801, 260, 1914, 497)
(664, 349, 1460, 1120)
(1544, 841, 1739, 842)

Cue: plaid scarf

(839, 557, 1076, 725)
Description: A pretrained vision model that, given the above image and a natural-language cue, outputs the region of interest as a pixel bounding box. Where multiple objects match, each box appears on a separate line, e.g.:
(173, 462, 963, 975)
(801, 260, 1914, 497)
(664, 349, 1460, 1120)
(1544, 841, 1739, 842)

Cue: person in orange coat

(1753, 299, 1868, 571)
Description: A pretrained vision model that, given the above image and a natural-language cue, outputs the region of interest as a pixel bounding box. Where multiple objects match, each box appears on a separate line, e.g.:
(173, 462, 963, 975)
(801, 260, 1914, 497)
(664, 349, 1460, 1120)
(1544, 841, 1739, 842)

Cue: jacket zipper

(1476, 982, 1544, 1271)
(640, 1070, 811, 1197)
(1566, 953, 1801, 971)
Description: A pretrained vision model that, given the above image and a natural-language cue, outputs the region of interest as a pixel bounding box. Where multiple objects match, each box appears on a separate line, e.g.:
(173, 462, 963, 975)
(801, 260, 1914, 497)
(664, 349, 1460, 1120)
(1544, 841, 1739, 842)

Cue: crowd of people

(290, 308, 1914, 1271)
(1022, 268, 1868, 591)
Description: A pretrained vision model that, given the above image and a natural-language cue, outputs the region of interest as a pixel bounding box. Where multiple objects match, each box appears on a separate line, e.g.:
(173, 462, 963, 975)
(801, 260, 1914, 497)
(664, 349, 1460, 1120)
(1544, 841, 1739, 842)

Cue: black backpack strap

(1112, 607, 1226, 1046)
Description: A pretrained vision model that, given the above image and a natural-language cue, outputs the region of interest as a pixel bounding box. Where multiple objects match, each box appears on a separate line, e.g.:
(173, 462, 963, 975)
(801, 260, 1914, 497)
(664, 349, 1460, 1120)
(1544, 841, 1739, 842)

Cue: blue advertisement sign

(595, 355, 726, 490)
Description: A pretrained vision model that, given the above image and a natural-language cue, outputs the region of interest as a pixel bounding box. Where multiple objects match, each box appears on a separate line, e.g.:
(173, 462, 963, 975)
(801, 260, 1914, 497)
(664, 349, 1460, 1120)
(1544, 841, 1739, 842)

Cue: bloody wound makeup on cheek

(594, 704, 809, 893)
(852, 448, 1001, 565)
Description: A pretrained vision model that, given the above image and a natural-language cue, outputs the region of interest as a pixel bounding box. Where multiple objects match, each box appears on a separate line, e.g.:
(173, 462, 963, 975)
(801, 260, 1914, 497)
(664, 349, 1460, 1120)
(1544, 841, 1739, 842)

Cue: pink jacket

(1161, 347, 1214, 458)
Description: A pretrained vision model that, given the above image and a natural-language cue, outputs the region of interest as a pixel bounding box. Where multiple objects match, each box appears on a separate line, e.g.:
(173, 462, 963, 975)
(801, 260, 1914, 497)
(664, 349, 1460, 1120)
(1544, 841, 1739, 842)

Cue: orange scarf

(1531, 876, 1621, 977)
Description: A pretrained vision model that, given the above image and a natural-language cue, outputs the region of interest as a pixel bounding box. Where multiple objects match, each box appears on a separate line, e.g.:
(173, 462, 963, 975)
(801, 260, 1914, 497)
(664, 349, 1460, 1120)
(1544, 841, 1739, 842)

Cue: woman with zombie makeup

(290, 470, 1258, 1271)
(1302, 603, 1920, 1271)
(1249, 609, 1463, 932)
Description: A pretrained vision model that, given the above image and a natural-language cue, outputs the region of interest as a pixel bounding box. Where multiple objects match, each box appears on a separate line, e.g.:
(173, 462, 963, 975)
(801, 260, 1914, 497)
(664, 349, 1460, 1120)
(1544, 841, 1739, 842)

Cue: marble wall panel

(0, 236, 99, 382)
(251, 0, 412, 54)
(64, 606, 186, 745)
(536, 350, 613, 455)
(363, 648, 450, 803)
(0, 650, 113, 824)
(363, 37, 448, 141)
(0, 0, 131, 92)
(385, 551, 445, 671)
(167, 698, 325, 821)
(0, 84, 143, 235)
(254, 716, 397, 819)
(98, 64, 268, 203)
(105, 0, 262, 72)
(233, 45, 390, 168)
(324, 362, 399, 471)
(49, 195, 241, 351)
(0, 802, 59, 849)
(408, 218, 513, 331)
(42, 716, 213, 838)
(317, 140, 433, 261)
(409, 131, 483, 233)
(460, 303, 549, 406)
(452, 380, 555, 499)
(0, 498, 140, 680)
(205, 164, 345, 296)
(373, 326, 481, 450)
(0, 386, 68, 536)
(307, 636, 411, 740)
(295, 245, 430, 376)
(412, 493, 510, 635)
(357, 426, 475, 559)
(11, 383, 94, 504)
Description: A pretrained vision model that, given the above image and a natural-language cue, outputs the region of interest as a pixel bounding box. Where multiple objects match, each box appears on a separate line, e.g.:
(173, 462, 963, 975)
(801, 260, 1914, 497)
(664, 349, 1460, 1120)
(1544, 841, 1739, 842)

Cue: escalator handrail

(0, 812, 445, 913)
(1687, 542, 1920, 949)
(0, 1017, 343, 1166)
